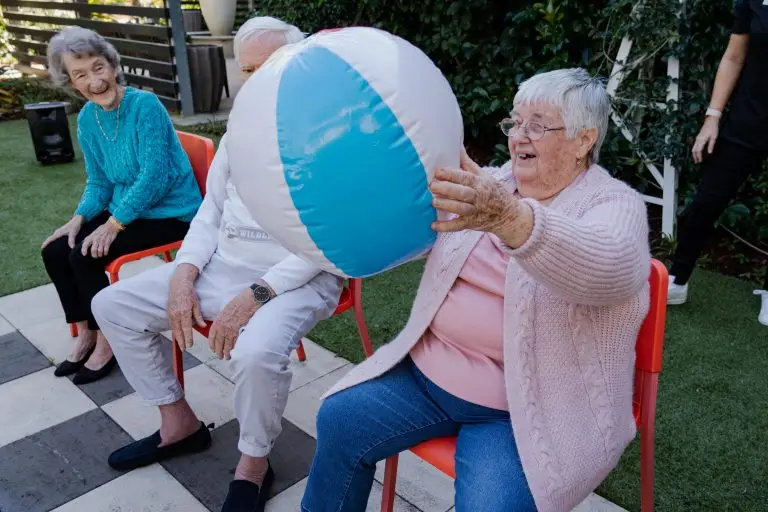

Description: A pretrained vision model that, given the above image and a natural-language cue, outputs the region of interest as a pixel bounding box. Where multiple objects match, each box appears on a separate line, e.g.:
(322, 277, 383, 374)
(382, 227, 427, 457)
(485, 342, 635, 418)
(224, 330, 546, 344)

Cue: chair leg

(350, 280, 374, 358)
(296, 340, 307, 362)
(640, 373, 659, 512)
(381, 455, 399, 512)
(172, 339, 185, 390)
(69, 323, 78, 338)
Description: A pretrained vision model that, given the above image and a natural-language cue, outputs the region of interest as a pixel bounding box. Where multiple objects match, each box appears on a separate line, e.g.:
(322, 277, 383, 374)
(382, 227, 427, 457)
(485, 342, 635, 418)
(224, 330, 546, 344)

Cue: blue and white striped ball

(227, 27, 463, 278)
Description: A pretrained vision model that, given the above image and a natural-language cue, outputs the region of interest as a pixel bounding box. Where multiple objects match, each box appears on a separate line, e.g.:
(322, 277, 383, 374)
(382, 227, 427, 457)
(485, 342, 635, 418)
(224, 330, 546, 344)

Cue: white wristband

(705, 107, 722, 118)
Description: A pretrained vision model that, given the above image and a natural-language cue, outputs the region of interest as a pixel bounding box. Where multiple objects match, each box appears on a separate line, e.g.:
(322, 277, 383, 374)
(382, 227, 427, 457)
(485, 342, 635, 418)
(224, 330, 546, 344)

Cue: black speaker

(24, 101, 75, 165)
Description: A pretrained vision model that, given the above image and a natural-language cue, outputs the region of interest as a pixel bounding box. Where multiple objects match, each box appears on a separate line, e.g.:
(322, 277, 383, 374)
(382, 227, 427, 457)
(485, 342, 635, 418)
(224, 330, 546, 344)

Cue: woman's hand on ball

(430, 148, 534, 248)
(430, 148, 517, 234)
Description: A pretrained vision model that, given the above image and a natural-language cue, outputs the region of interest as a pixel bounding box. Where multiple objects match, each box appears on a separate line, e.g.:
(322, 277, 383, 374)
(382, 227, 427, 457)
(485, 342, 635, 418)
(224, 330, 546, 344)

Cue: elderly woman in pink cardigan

(301, 68, 651, 512)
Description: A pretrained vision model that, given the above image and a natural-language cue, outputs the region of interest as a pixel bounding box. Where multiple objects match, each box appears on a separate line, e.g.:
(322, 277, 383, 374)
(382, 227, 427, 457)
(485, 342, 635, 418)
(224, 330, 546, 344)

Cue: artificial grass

(1, 115, 766, 510)
(0, 116, 85, 296)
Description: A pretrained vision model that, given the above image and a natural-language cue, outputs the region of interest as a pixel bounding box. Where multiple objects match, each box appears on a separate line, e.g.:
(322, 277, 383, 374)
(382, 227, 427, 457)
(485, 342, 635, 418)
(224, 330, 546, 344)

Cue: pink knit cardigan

(324, 163, 651, 512)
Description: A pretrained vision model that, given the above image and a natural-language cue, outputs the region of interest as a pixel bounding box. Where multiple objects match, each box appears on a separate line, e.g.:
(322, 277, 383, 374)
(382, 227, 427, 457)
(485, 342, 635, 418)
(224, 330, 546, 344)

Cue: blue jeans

(301, 357, 536, 511)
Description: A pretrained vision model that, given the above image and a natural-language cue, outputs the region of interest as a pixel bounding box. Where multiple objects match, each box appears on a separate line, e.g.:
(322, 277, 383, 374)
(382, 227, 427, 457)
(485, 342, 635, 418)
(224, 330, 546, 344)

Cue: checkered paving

(0, 259, 628, 512)
(0, 326, 322, 512)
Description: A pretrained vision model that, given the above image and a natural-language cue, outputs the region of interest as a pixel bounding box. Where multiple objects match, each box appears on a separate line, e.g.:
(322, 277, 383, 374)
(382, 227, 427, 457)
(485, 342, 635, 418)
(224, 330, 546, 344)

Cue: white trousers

(92, 256, 342, 457)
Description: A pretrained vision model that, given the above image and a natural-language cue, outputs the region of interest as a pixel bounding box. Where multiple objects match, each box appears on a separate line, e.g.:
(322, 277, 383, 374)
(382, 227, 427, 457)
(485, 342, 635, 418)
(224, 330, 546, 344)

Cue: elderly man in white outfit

(91, 17, 341, 512)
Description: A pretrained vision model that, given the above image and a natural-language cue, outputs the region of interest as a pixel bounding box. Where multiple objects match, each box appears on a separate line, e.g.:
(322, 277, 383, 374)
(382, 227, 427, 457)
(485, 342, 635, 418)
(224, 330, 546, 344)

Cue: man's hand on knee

(209, 283, 271, 360)
(168, 263, 205, 351)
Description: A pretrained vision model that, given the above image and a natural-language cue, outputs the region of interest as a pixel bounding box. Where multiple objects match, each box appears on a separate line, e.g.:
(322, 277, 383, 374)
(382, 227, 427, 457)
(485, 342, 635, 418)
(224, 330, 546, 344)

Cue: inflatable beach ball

(227, 27, 463, 278)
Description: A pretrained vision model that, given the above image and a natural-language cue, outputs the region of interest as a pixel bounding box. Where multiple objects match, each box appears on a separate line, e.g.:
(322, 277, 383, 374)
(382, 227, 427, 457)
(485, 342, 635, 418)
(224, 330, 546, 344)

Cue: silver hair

(47, 26, 124, 88)
(513, 68, 609, 164)
(233, 16, 305, 67)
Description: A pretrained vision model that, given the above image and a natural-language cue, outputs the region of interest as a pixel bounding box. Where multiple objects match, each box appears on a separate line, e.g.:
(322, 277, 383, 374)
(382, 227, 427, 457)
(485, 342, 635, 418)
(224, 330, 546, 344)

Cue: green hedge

(0, 78, 85, 122)
(248, 0, 768, 278)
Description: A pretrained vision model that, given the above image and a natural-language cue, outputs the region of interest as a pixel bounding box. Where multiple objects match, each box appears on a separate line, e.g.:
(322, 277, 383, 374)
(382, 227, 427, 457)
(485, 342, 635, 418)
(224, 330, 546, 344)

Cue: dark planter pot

(182, 9, 203, 33)
(187, 44, 226, 113)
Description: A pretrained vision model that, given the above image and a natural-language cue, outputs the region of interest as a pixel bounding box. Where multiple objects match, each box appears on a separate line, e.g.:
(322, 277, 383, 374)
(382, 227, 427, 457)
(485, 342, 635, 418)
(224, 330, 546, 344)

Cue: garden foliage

(249, 0, 768, 274)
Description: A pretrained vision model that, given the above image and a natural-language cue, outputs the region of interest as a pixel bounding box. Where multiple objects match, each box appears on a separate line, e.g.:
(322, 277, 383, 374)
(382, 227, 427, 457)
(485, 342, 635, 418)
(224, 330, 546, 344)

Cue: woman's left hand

(80, 220, 120, 258)
(430, 148, 520, 236)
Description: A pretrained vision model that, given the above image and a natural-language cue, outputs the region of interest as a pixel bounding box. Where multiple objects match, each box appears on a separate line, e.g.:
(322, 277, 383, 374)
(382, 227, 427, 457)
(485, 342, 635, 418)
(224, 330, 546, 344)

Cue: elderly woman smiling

(40, 27, 202, 384)
(301, 68, 651, 512)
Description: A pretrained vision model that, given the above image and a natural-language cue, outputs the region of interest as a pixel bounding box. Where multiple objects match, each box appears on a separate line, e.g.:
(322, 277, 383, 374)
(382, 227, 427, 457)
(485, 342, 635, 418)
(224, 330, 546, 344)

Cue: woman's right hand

(41, 215, 84, 249)
(168, 263, 206, 352)
(692, 117, 720, 164)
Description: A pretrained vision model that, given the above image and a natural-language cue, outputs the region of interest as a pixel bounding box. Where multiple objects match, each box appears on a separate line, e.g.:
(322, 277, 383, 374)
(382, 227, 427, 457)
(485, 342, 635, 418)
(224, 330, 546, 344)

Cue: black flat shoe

(72, 355, 117, 385)
(108, 421, 212, 471)
(54, 344, 96, 377)
(221, 465, 275, 512)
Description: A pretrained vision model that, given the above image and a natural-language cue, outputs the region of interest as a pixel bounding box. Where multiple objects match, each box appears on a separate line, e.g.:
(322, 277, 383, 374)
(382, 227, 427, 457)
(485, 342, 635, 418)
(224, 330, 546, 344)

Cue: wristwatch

(250, 283, 273, 305)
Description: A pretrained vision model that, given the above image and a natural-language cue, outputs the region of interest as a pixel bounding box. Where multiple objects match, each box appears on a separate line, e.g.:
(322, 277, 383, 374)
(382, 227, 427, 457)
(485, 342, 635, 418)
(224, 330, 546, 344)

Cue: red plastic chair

(68, 130, 215, 338)
(171, 278, 373, 390)
(380, 259, 669, 512)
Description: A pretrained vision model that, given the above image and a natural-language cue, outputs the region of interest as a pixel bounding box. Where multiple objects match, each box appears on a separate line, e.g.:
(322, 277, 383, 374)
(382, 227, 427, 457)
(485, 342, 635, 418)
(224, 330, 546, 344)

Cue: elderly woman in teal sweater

(41, 26, 202, 384)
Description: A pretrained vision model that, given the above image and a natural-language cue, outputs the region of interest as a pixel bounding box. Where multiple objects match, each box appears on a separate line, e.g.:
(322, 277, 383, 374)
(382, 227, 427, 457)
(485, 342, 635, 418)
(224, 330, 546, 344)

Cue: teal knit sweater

(75, 87, 202, 225)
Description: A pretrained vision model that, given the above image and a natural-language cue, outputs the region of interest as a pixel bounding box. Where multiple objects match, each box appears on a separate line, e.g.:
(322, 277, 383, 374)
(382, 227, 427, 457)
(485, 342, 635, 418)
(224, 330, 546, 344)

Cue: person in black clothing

(668, 0, 768, 324)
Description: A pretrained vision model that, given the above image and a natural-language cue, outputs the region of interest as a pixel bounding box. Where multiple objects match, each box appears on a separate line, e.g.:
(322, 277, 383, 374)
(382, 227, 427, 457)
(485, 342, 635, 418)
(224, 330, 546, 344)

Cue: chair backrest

(636, 259, 668, 374)
(633, 258, 668, 426)
(176, 130, 215, 197)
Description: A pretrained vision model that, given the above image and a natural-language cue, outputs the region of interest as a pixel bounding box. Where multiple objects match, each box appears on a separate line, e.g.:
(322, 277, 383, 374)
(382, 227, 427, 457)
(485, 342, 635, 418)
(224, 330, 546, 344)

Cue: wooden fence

(0, 0, 194, 115)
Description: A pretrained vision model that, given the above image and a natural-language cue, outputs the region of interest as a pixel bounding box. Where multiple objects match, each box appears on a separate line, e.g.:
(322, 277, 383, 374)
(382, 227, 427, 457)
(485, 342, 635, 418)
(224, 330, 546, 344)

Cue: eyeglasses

(499, 118, 565, 141)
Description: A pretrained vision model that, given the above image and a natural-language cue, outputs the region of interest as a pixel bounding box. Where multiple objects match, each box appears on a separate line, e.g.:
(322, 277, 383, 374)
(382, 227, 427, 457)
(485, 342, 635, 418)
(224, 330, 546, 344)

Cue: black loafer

(72, 355, 118, 385)
(54, 344, 96, 377)
(108, 421, 212, 471)
(221, 465, 275, 512)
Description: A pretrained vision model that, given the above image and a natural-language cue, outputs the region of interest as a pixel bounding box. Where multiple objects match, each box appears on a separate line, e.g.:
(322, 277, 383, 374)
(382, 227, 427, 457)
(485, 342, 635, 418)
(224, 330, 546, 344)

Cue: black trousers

(41, 211, 190, 330)
(670, 138, 768, 286)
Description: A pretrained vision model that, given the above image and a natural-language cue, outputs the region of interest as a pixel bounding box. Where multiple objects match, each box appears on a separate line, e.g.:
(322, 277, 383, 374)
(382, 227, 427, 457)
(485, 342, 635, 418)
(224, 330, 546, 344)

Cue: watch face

(252, 285, 271, 303)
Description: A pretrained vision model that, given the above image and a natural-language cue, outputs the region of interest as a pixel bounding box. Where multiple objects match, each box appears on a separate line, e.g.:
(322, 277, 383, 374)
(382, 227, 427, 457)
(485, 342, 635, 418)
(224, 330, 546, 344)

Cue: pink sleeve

(501, 187, 651, 306)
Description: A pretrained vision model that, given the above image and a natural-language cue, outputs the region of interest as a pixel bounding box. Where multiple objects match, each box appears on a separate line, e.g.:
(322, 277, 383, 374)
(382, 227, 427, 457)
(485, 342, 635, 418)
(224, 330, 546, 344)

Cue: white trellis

(605, 0, 683, 238)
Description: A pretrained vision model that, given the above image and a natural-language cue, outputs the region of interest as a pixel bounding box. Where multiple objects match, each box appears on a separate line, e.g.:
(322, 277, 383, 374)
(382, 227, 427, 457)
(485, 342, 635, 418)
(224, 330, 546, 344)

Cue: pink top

(410, 233, 510, 410)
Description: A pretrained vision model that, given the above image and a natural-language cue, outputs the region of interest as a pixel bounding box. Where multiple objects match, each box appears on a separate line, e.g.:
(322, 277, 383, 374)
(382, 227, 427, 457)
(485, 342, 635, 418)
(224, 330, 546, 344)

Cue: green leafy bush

(0, 78, 85, 121)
